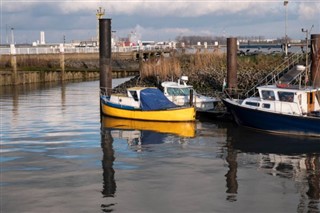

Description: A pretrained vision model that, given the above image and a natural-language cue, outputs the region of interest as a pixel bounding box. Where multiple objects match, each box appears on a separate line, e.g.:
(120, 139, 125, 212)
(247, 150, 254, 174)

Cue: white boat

(222, 65, 320, 137)
(161, 76, 220, 112)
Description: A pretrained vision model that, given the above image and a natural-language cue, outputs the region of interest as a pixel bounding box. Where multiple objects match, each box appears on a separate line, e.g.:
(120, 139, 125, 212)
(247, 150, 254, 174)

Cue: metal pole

(6, 24, 8, 44)
(284, 0, 288, 56)
(301, 28, 309, 88)
(305, 31, 308, 87)
(11, 27, 14, 44)
(189, 89, 193, 107)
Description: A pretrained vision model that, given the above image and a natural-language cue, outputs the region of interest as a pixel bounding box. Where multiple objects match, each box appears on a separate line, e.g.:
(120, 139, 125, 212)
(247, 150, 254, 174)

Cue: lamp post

(284, 0, 288, 56)
(10, 27, 14, 44)
(6, 24, 8, 44)
(96, 7, 105, 45)
(111, 30, 116, 48)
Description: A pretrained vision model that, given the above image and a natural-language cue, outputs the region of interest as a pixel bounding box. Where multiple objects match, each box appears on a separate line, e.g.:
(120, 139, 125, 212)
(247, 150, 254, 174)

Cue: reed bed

(137, 51, 285, 97)
(2, 51, 285, 97)
(140, 56, 181, 80)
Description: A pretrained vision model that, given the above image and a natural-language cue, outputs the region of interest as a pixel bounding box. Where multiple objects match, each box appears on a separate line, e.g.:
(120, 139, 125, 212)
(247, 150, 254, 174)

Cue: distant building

(76, 40, 98, 47)
(40, 31, 45, 45)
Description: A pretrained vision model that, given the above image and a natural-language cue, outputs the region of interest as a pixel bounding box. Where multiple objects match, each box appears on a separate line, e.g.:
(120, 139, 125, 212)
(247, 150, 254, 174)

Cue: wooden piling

(311, 34, 320, 88)
(11, 55, 17, 85)
(99, 18, 112, 97)
(60, 52, 65, 81)
(227, 37, 238, 93)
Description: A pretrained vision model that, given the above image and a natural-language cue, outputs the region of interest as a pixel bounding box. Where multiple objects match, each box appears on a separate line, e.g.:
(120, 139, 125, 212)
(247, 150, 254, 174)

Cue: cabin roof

(127, 87, 157, 92)
(257, 84, 320, 93)
(161, 81, 192, 88)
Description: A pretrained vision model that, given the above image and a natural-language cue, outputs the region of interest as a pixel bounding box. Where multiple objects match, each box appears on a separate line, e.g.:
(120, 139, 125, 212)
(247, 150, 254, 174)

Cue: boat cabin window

(278, 91, 294, 102)
(262, 103, 271, 108)
(167, 88, 190, 96)
(129, 91, 139, 101)
(261, 90, 275, 100)
(245, 101, 260, 107)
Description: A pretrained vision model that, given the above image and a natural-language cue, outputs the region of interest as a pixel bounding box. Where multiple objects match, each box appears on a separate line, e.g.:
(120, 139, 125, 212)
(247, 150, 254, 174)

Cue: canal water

(1, 78, 320, 213)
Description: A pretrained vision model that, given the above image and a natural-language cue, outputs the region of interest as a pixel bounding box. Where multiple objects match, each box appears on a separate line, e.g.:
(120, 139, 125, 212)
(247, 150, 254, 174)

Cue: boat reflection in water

(102, 116, 196, 138)
(100, 116, 196, 212)
(227, 126, 320, 154)
(225, 126, 320, 209)
(100, 115, 319, 212)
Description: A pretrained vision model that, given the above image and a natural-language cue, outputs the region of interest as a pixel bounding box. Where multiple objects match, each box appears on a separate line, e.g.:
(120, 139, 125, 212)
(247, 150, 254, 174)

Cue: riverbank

(0, 53, 139, 85)
(0, 51, 289, 89)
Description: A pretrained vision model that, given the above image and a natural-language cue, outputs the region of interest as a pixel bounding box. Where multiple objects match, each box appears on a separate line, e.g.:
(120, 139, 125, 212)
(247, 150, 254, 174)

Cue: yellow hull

(102, 116, 196, 137)
(101, 102, 196, 122)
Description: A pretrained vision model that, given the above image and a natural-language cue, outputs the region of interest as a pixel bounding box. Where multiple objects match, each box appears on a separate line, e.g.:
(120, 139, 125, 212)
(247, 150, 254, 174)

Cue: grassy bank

(0, 53, 138, 72)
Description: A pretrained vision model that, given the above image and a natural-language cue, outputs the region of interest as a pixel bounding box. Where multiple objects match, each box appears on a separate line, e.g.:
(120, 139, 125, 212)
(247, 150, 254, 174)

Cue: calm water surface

(1, 79, 320, 213)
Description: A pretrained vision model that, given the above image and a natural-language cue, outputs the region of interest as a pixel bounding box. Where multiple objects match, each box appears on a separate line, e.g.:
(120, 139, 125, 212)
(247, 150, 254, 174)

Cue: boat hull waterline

(101, 99, 196, 122)
(223, 99, 320, 137)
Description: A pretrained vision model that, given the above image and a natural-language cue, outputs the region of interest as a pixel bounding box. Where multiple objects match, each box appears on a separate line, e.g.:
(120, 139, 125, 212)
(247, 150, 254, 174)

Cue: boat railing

(244, 52, 305, 97)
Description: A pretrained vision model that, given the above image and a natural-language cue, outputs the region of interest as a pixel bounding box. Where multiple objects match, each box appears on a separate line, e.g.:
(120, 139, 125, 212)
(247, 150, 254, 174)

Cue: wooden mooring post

(226, 37, 238, 95)
(10, 44, 18, 85)
(59, 44, 65, 81)
(99, 18, 112, 97)
(311, 34, 320, 88)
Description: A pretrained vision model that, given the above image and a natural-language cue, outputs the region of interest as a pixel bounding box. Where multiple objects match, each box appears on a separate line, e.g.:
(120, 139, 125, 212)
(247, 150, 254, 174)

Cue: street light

(284, 0, 288, 56)
(112, 30, 117, 47)
(10, 27, 14, 44)
(6, 24, 9, 44)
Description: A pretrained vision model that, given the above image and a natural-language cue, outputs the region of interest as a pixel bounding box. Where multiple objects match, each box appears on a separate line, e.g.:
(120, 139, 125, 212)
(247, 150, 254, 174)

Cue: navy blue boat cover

(140, 88, 177, 110)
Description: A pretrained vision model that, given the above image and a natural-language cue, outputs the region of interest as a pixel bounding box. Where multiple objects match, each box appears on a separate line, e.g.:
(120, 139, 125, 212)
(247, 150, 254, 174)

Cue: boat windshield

(261, 90, 275, 100)
(167, 87, 190, 96)
(278, 91, 294, 102)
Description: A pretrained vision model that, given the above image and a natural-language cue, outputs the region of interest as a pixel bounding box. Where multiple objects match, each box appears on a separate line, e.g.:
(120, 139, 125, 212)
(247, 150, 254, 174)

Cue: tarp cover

(140, 88, 177, 110)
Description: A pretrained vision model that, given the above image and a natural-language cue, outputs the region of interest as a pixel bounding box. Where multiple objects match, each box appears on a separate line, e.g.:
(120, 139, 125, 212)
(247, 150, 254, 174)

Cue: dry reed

(138, 51, 285, 97)
(140, 57, 181, 80)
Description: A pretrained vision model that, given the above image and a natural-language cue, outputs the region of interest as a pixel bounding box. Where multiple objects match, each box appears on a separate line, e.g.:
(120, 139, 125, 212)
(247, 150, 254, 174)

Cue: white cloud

(1, 0, 282, 17)
(297, 3, 320, 20)
(105, 1, 280, 17)
(2, 1, 38, 12)
(1, 0, 319, 43)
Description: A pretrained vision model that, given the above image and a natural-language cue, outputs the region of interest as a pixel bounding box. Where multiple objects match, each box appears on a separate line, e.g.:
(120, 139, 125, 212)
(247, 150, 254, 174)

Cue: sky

(0, 0, 319, 44)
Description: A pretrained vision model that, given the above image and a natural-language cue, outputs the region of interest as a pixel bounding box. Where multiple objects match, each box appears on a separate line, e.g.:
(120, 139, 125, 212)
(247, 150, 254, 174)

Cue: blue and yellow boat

(100, 87, 196, 122)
